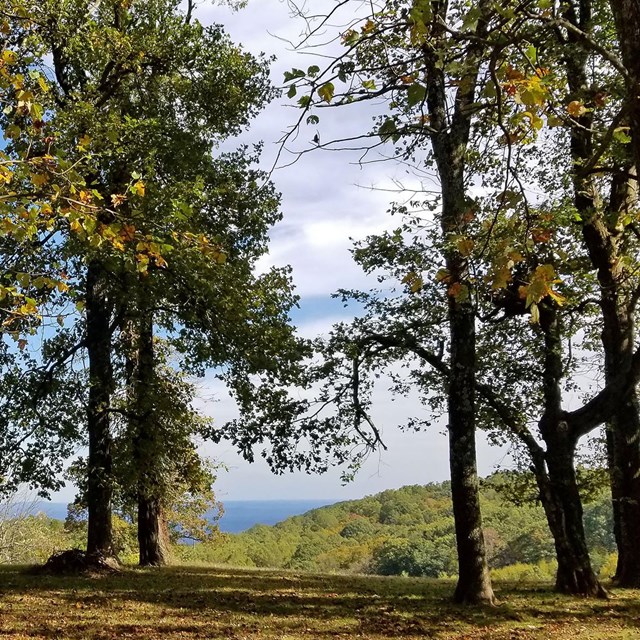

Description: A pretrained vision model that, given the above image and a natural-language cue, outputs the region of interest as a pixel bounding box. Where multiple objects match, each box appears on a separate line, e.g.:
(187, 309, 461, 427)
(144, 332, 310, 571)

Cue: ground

(0, 565, 639, 639)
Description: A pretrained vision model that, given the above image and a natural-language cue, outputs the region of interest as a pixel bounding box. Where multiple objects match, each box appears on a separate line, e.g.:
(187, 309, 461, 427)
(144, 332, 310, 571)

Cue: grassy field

(0, 565, 639, 639)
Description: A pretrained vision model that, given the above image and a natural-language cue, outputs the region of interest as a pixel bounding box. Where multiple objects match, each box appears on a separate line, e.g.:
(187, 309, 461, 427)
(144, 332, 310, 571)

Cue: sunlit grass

(0, 565, 638, 639)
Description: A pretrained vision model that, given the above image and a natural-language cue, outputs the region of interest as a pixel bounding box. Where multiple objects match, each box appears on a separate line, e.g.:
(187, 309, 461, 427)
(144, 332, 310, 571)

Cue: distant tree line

(154, 479, 618, 580)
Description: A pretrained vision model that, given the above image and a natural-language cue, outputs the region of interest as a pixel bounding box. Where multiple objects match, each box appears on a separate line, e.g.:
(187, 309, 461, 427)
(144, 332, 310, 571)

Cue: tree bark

(131, 304, 170, 566)
(138, 493, 171, 567)
(541, 441, 607, 596)
(608, 399, 640, 585)
(537, 305, 605, 597)
(448, 303, 495, 604)
(441, 148, 493, 604)
(609, 0, 640, 174)
(85, 260, 114, 556)
(607, 0, 640, 581)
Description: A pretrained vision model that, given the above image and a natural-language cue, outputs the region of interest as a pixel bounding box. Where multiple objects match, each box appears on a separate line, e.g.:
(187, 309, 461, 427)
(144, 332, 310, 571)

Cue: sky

(46, 0, 513, 504)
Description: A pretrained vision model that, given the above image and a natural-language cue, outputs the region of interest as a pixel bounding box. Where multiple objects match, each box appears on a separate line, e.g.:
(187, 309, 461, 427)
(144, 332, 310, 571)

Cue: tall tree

(597, 0, 640, 588)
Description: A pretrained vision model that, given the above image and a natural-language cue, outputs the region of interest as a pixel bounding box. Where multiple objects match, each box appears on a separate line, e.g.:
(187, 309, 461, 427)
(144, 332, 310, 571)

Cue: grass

(0, 565, 639, 639)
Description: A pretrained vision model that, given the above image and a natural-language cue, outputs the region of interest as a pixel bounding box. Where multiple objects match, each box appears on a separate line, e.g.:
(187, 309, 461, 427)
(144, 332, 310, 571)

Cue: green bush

(369, 539, 454, 578)
(491, 559, 557, 582)
(0, 513, 69, 564)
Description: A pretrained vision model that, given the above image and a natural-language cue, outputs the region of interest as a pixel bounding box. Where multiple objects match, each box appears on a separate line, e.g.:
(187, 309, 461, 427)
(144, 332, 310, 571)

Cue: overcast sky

(47, 0, 512, 504)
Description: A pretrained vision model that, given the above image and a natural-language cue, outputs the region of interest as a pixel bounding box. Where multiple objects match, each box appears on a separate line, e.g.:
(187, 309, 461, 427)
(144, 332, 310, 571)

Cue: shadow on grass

(1, 565, 639, 639)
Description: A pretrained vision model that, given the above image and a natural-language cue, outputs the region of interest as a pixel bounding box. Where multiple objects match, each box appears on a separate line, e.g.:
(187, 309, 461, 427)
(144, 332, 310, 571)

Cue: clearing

(0, 565, 638, 639)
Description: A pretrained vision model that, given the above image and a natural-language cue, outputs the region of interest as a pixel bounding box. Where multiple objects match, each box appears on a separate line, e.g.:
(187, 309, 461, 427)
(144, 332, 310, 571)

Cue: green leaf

(525, 44, 538, 64)
(284, 68, 306, 82)
(5, 124, 20, 139)
(307, 65, 320, 78)
(16, 272, 30, 288)
(614, 127, 632, 144)
(461, 5, 481, 31)
(407, 83, 426, 108)
(306, 115, 320, 125)
(379, 118, 397, 142)
(318, 82, 335, 103)
(287, 84, 297, 99)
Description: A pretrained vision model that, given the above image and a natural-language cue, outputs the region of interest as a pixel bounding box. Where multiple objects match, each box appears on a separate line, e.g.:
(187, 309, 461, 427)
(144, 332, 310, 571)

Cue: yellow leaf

(491, 266, 512, 290)
(31, 173, 50, 187)
(1, 50, 17, 65)
(402, 271, 423, 293)
(547, 288, 566, 306)
(37, 75, 49, 93)
(318, 82, 335, 103)
(529, 302, 540, 324)
(456, 237, 475, 257)
(567, 100, 587, 117)
(362, 19, 375, 33)
(111, 193, 127, 207)
(133, 180, 145, 196)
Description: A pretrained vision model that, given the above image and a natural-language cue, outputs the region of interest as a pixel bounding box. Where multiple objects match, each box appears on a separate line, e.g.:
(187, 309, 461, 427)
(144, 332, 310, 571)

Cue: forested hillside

(177, 480, 616, 578)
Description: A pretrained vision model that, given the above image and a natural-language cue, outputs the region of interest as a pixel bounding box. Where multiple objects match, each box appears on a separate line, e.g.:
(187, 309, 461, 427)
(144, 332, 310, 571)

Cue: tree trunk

(448, 303, 495, 604)
(138, 494, 171, 567)
(537, 305, 605, 597)
(436, 123, 495, 605)
(131, 305, 170, 566)
(608, 397, 640, 585)
(435, 100, 495, 607)
(581, 199, 640, 587)
(609, 0, 640, 174)
(543, 444, 607, 597)
(85, 260, 114, 556)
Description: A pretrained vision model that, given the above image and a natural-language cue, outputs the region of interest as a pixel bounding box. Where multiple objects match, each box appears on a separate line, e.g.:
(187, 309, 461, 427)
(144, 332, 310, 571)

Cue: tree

(492, 0, 640, 588)
(596, 0, 640, 588)
(244, 0, 509, 604)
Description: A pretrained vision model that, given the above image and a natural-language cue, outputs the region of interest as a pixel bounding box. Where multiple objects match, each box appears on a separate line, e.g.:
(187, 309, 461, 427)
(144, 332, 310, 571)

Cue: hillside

(177, 479, 616, 578)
